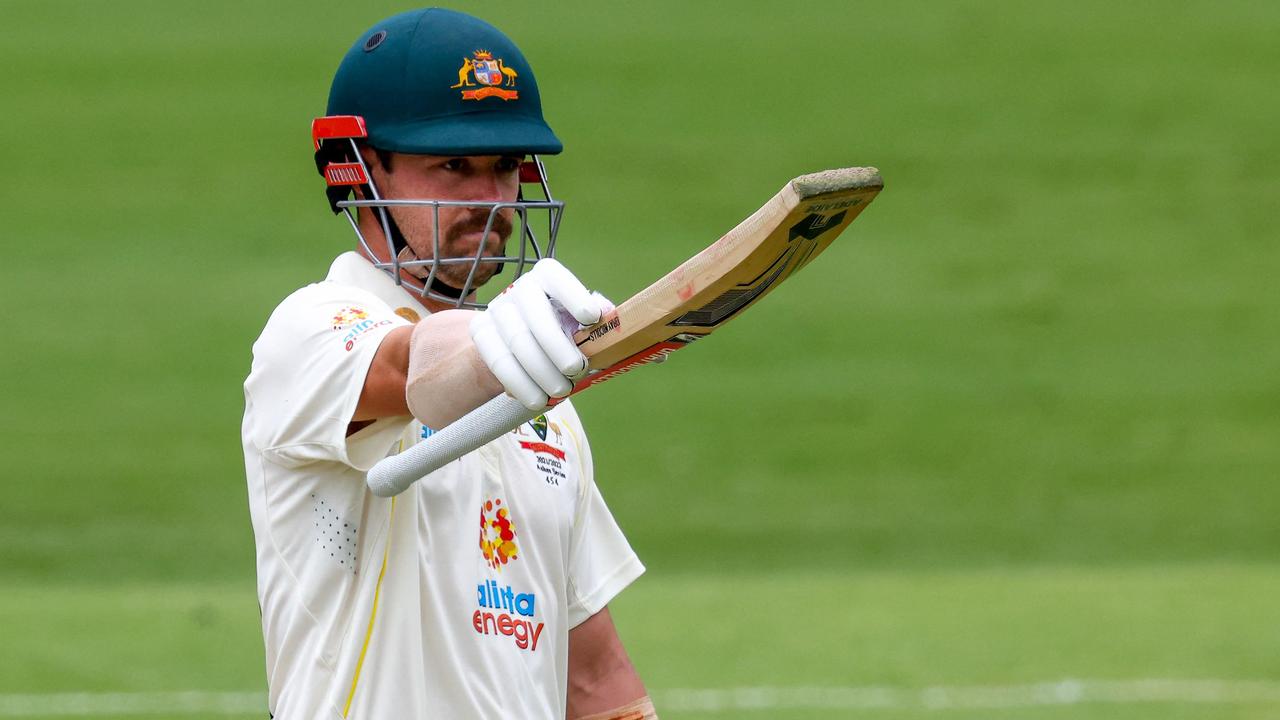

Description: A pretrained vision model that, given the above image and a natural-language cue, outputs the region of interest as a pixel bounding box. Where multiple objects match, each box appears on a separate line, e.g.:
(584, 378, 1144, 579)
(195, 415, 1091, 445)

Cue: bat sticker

(787, 211, 847, 242)
(670, 244, 797, 328)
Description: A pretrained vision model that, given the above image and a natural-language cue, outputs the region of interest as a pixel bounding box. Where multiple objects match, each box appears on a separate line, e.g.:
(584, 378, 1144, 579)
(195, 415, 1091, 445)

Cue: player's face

(371, 152, 522, 291)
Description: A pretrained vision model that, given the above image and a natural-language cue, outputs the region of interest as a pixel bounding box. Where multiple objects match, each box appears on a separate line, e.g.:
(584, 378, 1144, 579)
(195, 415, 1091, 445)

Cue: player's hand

(469, 259, 611, 410)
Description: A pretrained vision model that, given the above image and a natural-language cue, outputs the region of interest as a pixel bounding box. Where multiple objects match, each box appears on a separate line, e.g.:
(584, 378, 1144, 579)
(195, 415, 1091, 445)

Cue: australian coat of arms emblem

(451, 50, 519, 101)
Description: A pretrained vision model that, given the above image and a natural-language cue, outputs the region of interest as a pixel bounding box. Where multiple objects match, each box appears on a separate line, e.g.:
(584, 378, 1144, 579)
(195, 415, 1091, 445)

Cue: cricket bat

(367, 166, 883, 497)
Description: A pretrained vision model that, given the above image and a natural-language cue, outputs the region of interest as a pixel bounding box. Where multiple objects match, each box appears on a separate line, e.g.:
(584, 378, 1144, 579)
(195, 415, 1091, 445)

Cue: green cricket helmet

(313, 8, 564, 309)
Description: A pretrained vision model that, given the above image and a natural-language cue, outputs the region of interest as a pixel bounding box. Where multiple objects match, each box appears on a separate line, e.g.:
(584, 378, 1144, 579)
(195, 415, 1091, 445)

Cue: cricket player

(242, 9, 655, 719)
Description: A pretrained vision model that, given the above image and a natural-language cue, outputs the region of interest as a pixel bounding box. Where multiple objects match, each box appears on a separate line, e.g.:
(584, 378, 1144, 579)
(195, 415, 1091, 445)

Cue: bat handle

(366, 393, 539, 497)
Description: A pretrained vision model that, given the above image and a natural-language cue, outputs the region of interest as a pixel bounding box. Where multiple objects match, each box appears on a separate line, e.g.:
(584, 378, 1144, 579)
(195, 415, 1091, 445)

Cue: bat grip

(366, 393, 539, 497)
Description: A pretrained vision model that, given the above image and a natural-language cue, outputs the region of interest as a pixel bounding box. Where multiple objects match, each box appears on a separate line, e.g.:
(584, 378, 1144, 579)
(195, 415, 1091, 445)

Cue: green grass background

(2, 0, 1277, 717)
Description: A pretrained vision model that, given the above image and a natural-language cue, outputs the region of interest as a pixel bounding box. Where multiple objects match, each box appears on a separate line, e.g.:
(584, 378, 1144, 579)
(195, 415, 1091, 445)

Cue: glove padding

(470, 259, 612, 411)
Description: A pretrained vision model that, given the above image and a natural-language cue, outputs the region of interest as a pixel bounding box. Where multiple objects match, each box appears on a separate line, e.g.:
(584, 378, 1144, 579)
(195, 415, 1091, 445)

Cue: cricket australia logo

(514, 415, 569, 486)
(451, 50, 519, 101)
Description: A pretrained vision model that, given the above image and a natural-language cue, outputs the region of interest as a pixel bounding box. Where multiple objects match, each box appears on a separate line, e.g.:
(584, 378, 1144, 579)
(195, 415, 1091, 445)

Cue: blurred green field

(2, 0, 1277, 718)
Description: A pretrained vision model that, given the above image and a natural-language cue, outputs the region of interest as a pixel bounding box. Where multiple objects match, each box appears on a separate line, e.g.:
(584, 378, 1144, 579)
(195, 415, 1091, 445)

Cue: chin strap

(572, 696, 658, 720)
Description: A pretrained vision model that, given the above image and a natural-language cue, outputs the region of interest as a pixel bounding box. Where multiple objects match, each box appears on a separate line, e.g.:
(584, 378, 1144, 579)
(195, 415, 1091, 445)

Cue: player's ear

(353, 146, 390, 201)
(359, 145, 381, 173)
(367, 146, 400, 173)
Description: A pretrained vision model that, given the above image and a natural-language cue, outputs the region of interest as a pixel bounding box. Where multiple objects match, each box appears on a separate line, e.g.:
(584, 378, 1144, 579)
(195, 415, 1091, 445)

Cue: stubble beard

(394, 207, 515, 291)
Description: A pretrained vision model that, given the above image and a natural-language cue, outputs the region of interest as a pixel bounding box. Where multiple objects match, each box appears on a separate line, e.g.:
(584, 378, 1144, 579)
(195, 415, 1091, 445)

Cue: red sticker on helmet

(323, 162, 369, 186)
(311, 115, 368, 150)
(519, 161, 542, 184)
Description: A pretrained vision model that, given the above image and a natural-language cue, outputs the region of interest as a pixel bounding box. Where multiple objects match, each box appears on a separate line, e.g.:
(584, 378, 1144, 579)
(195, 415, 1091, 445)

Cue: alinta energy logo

(474, 497, 545, 651)
(330, 306, 368, 329)
(330, 305, 392, 352)
(479, 498, 518, 569)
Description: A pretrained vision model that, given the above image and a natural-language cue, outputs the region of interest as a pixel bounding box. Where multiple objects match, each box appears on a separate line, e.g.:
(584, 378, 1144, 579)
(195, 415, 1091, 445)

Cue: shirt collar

(327, 251, 431, 322)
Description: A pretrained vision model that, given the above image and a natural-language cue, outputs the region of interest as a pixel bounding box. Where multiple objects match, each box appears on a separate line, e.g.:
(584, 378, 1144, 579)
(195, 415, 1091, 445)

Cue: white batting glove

(469, 259, 611, 411)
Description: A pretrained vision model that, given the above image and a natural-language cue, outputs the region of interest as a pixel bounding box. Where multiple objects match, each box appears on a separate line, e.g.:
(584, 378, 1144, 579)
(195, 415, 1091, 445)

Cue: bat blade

(366, 167, 883, 497)
(567, 166, 882, 386)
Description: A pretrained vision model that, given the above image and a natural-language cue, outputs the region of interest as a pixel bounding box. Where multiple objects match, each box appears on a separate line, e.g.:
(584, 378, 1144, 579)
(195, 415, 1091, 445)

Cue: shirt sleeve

(560, 404, 645, 628)
(243, 282, 412, 471)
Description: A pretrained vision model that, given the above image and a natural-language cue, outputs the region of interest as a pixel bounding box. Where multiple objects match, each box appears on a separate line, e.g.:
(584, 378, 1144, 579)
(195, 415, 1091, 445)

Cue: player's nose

(473, 175, 506, 202)
(462, 165, 510, 203)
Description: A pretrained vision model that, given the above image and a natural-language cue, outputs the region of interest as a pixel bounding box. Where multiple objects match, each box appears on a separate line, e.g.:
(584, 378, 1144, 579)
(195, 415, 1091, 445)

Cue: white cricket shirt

(242, 252, 644, 719)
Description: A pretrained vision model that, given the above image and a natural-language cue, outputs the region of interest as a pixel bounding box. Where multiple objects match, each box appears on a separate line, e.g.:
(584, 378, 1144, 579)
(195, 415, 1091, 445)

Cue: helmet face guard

(313, 115, 564, 309)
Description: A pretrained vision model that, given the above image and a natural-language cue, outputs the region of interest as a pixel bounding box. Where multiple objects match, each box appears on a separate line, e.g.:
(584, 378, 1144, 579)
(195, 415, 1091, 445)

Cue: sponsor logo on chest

(473, 497, 545, 652)
(330, 305, 393, 351)
(473, 578, 544, 652)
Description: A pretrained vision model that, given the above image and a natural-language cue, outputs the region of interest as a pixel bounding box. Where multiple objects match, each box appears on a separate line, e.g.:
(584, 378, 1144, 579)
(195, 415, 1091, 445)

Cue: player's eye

(494, 156, 521, 174)
(442, 158, 466, 172)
